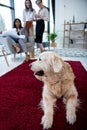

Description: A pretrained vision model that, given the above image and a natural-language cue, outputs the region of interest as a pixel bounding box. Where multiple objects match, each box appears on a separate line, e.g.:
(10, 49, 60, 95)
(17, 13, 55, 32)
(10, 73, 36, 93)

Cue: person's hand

(33, 19, 36, 21)
(28, 19, 33, 22)
(35, 14, 40, 18)
(18, 28, 22, 33)
(35, 14, 43, 19)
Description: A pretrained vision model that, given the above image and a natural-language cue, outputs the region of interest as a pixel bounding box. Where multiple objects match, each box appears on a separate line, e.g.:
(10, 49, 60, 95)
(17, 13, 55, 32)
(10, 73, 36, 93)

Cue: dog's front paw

(66, 112, 76, 125)
(41, 115, 53, 129)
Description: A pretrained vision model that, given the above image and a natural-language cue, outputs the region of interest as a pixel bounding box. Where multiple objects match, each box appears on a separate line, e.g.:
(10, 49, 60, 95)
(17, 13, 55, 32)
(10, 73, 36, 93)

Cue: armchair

(7, 36, 35, 61)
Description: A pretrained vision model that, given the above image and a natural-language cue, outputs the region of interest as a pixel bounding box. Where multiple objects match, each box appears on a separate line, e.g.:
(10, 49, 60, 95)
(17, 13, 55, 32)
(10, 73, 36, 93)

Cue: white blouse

(38, 7, 49, 21)
(23, 9, 36, 22)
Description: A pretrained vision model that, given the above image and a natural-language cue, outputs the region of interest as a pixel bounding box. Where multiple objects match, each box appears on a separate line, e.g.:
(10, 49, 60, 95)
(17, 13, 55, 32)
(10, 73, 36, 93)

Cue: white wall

(55, 0, 87, 46)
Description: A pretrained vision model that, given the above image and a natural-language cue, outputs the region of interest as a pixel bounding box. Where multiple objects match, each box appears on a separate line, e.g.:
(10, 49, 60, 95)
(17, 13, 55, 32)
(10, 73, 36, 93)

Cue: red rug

(0, 60, 87, 130)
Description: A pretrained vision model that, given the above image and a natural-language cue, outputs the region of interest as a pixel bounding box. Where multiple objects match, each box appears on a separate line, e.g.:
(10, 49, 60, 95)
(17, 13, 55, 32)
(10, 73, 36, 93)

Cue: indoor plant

(47, 32, 57, 47)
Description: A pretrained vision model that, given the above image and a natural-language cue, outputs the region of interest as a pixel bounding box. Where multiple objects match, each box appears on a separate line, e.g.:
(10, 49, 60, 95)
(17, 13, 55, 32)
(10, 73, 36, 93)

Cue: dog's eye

(39, 58, 41, 61)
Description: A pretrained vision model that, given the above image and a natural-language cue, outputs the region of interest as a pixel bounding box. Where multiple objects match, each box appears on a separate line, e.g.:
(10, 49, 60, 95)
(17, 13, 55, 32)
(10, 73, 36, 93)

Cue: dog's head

(29, 51, 64, 80)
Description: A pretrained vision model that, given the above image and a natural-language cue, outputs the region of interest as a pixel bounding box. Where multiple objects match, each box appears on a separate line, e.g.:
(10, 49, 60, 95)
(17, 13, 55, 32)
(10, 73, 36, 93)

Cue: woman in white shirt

(23, 0, 36, 36)
(35, 0, 49, 52)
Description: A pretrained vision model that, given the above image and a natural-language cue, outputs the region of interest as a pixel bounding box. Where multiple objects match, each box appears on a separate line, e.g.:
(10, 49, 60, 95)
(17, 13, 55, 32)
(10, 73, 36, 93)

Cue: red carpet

(0, 60, 87, 130)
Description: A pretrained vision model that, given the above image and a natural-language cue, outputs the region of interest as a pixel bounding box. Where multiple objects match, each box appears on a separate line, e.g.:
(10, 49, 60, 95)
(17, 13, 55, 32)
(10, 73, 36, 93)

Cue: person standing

(35, 0, 49, 52)
(23, 0, 36, 36)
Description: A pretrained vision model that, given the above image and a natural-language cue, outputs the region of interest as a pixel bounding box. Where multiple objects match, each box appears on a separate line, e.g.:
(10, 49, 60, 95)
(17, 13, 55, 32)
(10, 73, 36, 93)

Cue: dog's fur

(30, 51, 79, 129)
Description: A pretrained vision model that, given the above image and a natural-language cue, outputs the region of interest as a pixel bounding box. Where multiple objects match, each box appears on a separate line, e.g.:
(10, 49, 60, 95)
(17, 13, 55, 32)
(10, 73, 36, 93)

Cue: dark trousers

(35, 19, 45, 43)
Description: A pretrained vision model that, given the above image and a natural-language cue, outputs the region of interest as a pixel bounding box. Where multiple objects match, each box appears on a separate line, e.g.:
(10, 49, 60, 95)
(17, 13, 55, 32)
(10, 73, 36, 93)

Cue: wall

(55, 0, 87, 47)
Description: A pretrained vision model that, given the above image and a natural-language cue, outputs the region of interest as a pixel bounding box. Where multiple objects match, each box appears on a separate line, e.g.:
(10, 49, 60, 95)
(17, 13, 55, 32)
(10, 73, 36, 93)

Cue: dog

(30, 51, 79, 129)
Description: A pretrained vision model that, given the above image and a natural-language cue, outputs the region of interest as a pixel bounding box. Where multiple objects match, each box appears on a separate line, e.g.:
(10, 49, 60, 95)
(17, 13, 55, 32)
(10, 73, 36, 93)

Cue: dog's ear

(52, 55, 63, 72)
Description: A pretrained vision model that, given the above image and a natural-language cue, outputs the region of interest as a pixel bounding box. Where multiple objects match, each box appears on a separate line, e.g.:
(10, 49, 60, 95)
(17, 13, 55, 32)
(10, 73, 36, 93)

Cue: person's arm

(23, 9, 27, 26)
(35, 8, 49, 21)
(43, 8, 49, 21)
(23, 9, 26, 22)
(32, 10, 36, 21)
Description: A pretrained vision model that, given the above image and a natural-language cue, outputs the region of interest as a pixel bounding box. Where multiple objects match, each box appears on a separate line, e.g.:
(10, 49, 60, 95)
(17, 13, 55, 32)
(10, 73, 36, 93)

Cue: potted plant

(47, 32, 57, 47)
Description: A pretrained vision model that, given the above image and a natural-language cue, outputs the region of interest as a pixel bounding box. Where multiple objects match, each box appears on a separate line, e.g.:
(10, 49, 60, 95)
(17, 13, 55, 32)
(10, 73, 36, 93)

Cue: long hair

(25, 0, 34, 11)
(13, 18, 22, 29)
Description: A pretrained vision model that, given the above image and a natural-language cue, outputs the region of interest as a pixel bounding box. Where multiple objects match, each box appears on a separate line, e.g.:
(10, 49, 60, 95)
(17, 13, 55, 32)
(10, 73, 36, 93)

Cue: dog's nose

(29, 64, 32, 68)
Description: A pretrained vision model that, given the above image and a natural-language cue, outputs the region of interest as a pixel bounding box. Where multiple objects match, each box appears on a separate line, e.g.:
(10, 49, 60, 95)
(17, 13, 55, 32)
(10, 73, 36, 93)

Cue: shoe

(23, 59, 29, 63)
(23, 55, 30, 63)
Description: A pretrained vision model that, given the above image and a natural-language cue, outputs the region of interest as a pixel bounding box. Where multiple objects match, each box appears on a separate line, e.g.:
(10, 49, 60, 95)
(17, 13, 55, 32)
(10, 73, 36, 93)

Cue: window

(0, 6, 12, 30)
(0, 0, 14, 31)
(0, 0, 10, 6)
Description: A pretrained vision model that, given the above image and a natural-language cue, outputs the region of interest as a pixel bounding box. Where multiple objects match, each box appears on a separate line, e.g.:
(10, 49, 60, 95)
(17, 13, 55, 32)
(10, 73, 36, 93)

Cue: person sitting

(2, 18, 33, 62)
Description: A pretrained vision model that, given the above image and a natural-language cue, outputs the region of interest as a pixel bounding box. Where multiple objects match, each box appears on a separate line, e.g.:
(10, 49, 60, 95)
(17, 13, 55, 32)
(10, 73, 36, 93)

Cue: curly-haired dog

(30, 51, 79, 129)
